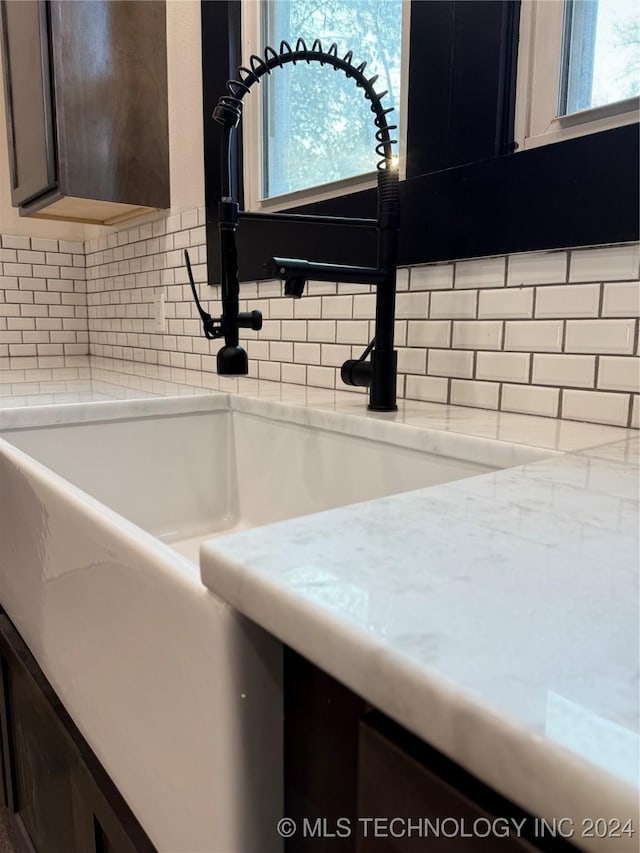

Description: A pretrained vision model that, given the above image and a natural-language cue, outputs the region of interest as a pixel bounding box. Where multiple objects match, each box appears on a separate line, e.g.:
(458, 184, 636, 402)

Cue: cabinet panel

(49, 0, 169, 210)
(0, 0, 56, 205)
(0, 612, 156, 853)
(1, 646, 80, 853)
(358, 716, 544, 853)
(284, 651, 578, 853)
(1, 0, 169, 223)
(72, 764, 152, 853)
(284, 648, 365, 853)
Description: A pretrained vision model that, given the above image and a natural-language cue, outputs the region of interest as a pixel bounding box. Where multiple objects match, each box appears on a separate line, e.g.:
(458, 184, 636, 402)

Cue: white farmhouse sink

(0, 394, 549, 852)
(2, 399, 513, 564)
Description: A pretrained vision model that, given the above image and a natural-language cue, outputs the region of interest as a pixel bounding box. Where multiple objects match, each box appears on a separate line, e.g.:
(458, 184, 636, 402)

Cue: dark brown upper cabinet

(1, 0, 169, 226)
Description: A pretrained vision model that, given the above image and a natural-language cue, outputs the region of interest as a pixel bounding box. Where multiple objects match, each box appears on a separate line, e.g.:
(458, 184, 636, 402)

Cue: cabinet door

(2, 649, 81, 853)
(0, 0, 57, 205)
(48, 0, 169, 209)
(0, 613, 156, 853)
(357, 716, 541, 853)
(72, 763, 155, 853)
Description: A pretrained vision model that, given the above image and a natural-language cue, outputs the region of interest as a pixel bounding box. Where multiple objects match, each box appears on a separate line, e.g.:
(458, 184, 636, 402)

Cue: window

(204, 1, 638, 284)
(241, 0, 409, 211)
(515, 0, 639, 150)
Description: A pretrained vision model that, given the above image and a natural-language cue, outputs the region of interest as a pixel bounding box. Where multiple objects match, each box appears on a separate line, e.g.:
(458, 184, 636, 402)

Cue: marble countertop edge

(201, 544, 639, 853)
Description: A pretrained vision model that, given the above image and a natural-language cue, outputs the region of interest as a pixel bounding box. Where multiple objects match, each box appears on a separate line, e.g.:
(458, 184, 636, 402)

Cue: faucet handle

(237, 311, 263, 331)
(341, 338, 375, 388)
(185, 250, 263, 340)
(184, 250, 221, 339)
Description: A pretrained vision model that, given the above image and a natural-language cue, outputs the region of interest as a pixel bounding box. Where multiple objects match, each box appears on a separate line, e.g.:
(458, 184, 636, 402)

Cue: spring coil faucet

(188, 38, 400, 411)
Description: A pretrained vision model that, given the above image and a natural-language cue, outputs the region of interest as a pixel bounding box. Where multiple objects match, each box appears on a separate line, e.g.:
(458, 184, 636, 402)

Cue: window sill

(520, 100, 639, 151)
(248, 171, 379, 214)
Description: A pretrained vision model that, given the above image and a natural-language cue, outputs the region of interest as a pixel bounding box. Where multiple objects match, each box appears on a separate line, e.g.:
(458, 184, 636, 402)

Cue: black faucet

(188, 39, 400, 412)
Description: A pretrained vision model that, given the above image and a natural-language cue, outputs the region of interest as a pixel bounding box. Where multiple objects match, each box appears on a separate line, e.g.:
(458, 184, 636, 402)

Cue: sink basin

(1, 396, 543, 566)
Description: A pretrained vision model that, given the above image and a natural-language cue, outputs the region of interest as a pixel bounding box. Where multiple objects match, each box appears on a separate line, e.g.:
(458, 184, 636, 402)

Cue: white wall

(166, 0, 205, 214)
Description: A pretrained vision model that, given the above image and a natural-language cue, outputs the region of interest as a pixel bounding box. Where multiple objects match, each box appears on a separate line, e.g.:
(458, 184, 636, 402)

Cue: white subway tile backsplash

(306, 280, 336, 295)
(396, 291, 429, 319)
(321, 343, 352, 367)
(405, 374, 449, 402)
(307, 320, 336, 342)
(17, 250, 45, 264)
(562, 389, 630, 426)
(4, 263, 32, 277)
(32, 265, 60, 279)
(396, 268, 409, 291)
(306, 365, 336, 388)
(352, 293, 377, 318)
(247, 340, 269, 360)
(451, 320, 502, 350)
(478, 287, 533, 318)
(2, 235, 31, 250)
(407, 320, 451, 348)
(336, 320, 369, 344)
(9, 344, 37, 356)
(476, 351, 530, 383)
(59, 240, 84, 254)
(450, 379, 499, 409)
(597, 356, 640, 393)
(430, 289, 477, 319)
(281, 320, 307, 341)
(259, 360, 281, 382)
(533, 354, 595, 388)
(428, 349, 474, 378)
(336, 282, 367, 295)
(281, 362, 306, 384)
(535, 283, 600, 318)
(7, 317, 35, 330)
(31, 238, 59, 252)
(501, 384, 559, 418)
(46, 252, 72, 266)
(601, 281, 640, 317)
(322, 295, 352, 318)
(1, 234, 86, 358)
(409, 263, 453, 290)
(4, 224, 637, 428)
(293, 342, 321, 364)
(184, 353, 202, 372)
(455, 257, 505, 289)
(507, 251, 567, 286)
(294, 296, 322, 319)
(393, 320, 407, 347)
(632, 395, 639, 428)
(504, 320, 563, 352)
(570, 244, 640, 282)
(268, 298, 294, 319)
(397, 347, 427, 374)
(565, 319, 635, 354)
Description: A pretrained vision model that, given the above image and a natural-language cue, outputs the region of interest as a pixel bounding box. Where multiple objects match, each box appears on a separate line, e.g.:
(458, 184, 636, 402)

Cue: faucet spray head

(267, 257, 311, 298)
(217, 344, 248, 376)
(283, 275, 307, 298)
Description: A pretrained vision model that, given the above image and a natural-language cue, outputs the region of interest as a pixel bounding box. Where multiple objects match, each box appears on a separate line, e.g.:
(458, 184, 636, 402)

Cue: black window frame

(202, 0, 639, 285)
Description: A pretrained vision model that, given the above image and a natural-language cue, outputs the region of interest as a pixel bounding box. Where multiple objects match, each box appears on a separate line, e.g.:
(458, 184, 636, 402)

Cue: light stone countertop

(2, 355, 639, 851)
(0, 354, 631, 452)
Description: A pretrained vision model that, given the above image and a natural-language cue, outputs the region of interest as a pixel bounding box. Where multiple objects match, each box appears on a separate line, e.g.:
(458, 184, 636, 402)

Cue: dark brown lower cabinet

(284, 648, 579, 853)
(0, 612, 155, 853)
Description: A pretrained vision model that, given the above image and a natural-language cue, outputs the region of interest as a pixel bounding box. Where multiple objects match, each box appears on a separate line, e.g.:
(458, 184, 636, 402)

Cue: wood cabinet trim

(0, 0, 57, 206)
(0, 610, 157, 853)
